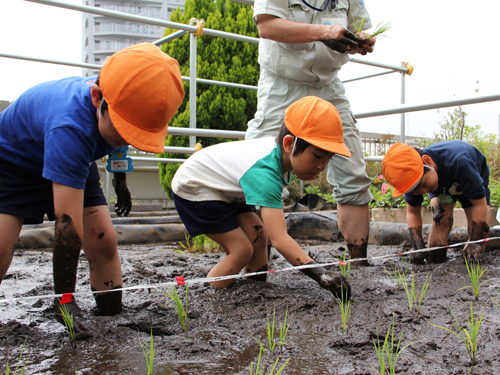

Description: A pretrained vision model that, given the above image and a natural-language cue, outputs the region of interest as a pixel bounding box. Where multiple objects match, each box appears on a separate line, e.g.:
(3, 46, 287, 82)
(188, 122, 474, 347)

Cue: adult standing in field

(246, 0, 376, 261)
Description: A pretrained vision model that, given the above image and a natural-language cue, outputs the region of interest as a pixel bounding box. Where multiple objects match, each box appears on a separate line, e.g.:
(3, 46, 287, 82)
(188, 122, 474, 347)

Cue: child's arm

(463, 197, 489, 262)
(469, 197, 489, 229)
(112, 173, 131, 216)
(52, 182, 84, 295)
(260, 206, 350, 299)
(407, 204, 425, 249)
(260, 206, 313, 266)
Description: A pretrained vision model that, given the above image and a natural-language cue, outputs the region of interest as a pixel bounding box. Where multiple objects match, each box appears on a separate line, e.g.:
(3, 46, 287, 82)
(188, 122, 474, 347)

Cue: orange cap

(100, 43, 184, 153)
(382, 143, 424, 197)
(284, 96, 351, 157)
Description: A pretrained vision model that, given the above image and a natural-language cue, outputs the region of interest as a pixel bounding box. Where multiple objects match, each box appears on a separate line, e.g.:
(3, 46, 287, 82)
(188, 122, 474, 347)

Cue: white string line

(1, 236, 498, 304)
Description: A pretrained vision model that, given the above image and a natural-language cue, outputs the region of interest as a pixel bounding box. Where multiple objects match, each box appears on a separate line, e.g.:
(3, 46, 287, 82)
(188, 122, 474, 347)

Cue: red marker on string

(175, 276, 186, 285)
(60, 293, 73, 304)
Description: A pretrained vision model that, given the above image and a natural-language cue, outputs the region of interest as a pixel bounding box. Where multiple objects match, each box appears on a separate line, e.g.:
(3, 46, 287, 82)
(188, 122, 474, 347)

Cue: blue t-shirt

(405, 140, 489, 207)
(0, 76, 116, 189)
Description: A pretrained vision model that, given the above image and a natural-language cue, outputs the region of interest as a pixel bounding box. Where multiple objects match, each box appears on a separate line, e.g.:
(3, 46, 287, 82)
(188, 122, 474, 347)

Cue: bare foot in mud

(53, 299, 96, 340)
(410, 251, 429, 264)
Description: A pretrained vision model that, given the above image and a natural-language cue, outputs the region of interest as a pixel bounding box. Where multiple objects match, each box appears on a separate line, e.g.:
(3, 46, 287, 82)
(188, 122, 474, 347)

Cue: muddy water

(1, 241, 500, 374)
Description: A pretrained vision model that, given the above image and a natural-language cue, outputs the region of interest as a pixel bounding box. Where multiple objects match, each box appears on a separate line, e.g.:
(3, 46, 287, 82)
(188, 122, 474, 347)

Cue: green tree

(158, 0, 259, 196)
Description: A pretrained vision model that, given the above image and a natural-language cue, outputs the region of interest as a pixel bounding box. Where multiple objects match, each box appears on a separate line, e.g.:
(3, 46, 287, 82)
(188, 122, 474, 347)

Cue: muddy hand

(54, 299, 96, 340)
(462, 243, 484, 263)
(320, 29, 359, 53)
(408, 226, 427, 264)
(432, 204, 445, 225)
(300, 260, 351, 300)
(112, 172, 132, 216)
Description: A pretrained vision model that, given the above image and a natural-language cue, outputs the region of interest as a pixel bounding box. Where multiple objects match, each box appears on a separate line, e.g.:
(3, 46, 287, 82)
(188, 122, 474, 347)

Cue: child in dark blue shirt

(382, 141, 490, 264)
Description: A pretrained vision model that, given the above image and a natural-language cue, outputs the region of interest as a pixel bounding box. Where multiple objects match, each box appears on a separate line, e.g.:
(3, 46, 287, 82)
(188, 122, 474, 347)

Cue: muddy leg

(337, 203, 370, 265)
(92, 286, 123, 315)
(255, 207, 273, 263)
(427, 200, 454, 263)
(206, 228, 254, 288)
(239, 212, 268, 282)
(0, 214, 24, 283)
(82, 206, 123, 315)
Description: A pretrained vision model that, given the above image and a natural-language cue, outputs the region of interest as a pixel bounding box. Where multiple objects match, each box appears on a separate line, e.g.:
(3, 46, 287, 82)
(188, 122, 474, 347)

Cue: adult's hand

(349, 32, 376, 55)
(320, 28, 359, 53)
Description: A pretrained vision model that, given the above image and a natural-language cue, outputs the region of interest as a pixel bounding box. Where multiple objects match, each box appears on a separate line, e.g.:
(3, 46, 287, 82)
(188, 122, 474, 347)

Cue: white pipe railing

(5, 0, 499, 166)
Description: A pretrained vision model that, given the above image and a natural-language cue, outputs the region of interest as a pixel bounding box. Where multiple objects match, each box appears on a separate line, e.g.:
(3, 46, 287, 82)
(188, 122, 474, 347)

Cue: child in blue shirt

(382, 141, 490, 264)
(0, 43, 184, 338)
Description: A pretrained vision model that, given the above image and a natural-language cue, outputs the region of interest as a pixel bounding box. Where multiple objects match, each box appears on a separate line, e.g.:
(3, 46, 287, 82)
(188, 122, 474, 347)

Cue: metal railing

(5, 0, 500, 166)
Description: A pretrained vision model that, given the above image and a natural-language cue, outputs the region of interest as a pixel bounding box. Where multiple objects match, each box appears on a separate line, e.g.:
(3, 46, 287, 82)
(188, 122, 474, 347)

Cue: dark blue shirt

(405, 140, 489, 207)
(0, 76, 116, 189)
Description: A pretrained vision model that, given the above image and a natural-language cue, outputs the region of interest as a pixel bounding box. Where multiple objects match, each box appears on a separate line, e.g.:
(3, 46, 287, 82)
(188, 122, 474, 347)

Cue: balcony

(94, 23, 164, 37)
(94, 41, 138, 53)
(96, 5, 163, 18)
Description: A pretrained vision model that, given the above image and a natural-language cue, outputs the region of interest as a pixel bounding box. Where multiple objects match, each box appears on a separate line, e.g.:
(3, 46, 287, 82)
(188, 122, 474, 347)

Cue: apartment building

(82, 0, 184, 76)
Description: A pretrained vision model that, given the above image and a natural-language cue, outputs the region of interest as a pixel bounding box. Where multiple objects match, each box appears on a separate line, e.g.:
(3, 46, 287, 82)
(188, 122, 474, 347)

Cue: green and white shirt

(172, 137, 290, 208)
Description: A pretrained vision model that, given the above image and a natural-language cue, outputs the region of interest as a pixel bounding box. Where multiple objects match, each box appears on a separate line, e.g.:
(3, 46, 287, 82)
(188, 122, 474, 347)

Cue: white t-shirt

(172, 137, 290, 208)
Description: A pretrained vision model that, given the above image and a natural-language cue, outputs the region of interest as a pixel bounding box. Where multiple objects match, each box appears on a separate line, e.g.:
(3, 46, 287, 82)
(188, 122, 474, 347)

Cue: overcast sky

(1, 0, 500, 138)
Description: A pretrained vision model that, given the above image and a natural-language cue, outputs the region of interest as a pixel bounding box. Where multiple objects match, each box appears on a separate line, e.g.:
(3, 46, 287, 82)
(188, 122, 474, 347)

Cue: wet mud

(1, 241, 500, 374)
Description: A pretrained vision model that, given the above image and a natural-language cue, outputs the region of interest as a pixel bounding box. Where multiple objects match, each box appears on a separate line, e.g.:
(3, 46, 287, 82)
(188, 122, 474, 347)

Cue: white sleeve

(253, 0, 289, 25)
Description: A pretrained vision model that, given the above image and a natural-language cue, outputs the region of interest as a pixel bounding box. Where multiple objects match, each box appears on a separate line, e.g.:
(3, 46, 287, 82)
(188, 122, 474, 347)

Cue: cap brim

(391, 173, 423, 197)
(392, 188, 405, 198)
(306, 139, 351, 158)
(109, 106, 168, 154)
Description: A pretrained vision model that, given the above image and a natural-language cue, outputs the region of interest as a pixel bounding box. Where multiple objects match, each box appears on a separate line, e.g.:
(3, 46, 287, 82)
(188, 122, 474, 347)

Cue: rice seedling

(367, 21, 392, 39)
(59, 303, 77, 349)
(430, 302, 484, 365)
(459, 260, 487, 300)
(163, 283, 189, 332)
(371, 315, 416, 375)
(176, 233, 192, 253)
(399, 271, 431, 314)
(266, 308, 278, 352)
(249, 347, 290, 375)
(138, 329, 155, 375)
(4, 339, 28, 375)
(251, 306, 292, 354)
(333, 285, 351, 333)
(352, 16, 392, 39)
(489, 287, 500, 308)
(384, 258, 410, 291)
(176, 233, 221, 253)
(337, 249, 351, 281)
(278, 306, 292, 353)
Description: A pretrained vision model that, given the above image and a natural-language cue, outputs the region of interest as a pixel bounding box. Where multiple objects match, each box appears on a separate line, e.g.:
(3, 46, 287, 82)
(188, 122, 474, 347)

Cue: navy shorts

(429, 187, 490, 209)
(0, 160, 107, 224)
(172, 192, 255, 237)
